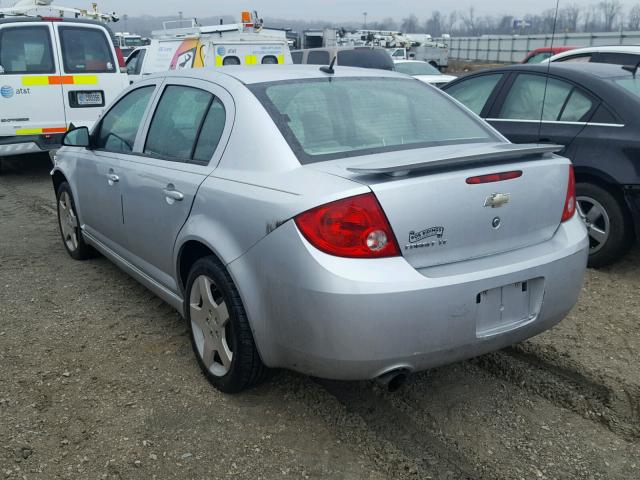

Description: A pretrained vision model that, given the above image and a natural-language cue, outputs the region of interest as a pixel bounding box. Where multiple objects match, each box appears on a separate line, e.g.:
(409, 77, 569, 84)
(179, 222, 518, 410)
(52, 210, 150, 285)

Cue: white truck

(126, 12, 293, 84)
(0, 0, 128, 170)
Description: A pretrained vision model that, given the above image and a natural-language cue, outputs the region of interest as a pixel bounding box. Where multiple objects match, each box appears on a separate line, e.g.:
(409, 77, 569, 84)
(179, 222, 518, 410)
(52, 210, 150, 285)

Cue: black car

(443, 63, 640, 267)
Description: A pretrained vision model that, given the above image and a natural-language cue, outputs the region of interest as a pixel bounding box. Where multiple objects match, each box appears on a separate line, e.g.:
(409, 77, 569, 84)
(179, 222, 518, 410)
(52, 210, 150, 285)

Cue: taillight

(295, 193, 400, 258)
(466, 170, 522, 184)
(115, 47, 126, 70)
(561, 165, 576, 222)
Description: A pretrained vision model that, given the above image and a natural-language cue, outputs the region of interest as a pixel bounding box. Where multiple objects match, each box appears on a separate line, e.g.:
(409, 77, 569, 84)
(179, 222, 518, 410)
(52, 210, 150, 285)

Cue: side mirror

(62, 126, 91, 148)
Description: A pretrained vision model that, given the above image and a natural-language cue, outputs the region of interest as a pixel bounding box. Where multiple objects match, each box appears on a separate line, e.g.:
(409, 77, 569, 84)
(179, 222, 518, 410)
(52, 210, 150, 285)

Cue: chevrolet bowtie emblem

(484, 193, 510, 208)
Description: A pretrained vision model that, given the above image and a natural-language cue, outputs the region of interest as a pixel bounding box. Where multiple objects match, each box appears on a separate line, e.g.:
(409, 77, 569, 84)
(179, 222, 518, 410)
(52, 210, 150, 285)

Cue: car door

(0, 22, 66, 139)
(75, 84, 157, 254)
(485, 73, 598, 152)
(54, 23, 128, 130)
(119, 79, 233, 292)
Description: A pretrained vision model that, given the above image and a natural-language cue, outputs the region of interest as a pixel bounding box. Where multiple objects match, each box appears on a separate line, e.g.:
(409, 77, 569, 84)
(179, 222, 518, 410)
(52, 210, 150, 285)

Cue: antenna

(622, 61, 640, 78)
(538, 0, 561, 142)
(320, 55, 337, 75)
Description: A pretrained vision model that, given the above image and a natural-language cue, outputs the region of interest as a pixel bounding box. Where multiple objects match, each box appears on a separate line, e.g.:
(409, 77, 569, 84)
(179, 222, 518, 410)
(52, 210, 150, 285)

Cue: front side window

(252, 78, 498, 164)
(144, 85, 213, 161)
(445, 74, 503, 115)
(0, 26, 55, 74)
(499, 74, 593, 122)
(59, 26, 115, 73)
(95, 86, 155, 153)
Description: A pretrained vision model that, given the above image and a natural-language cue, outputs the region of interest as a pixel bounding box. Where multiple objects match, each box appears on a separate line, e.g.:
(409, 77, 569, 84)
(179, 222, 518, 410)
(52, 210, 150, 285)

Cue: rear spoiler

(346, 143, 563, 176)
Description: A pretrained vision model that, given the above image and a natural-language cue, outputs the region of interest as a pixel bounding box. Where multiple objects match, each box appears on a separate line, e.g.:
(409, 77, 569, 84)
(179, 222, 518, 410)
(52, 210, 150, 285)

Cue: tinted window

(253, 78, 497, 163)
(499, 74, 592, 121)
(262, 55, 278, 65)
(307, 50, 330, 65)
(95, 86, 154, 152)
(193, 99, 226, 163)
(337, 49, 394, 70)
(59, 26, 115, 73)
(556, 54, 592, 63)
(445, 74, 503, 115)
(223, 56, 240, 66)
(291, 51, 303, 64)
(592, 52, 640, 66)
(145, 86, 212, 161)
(525, 52, 552, 64)
(0, 26, 54, 74)
(394, 61, 441, 76)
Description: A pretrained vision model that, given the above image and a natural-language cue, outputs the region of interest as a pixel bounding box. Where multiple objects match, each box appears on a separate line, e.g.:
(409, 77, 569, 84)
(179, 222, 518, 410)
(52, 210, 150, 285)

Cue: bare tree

(424, 11, 443, 36)
(562, 4, 582, 32)
(460, 6, 478, 36)
(629, 4, 640, 30)
(444, 11, 458, 34)
(600, 0, 623, 31)
(400, 14, 420, 33)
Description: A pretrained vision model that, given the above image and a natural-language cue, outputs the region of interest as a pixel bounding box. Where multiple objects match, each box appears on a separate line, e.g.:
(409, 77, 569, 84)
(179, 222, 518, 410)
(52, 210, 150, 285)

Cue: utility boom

(0, 0, 118, 22)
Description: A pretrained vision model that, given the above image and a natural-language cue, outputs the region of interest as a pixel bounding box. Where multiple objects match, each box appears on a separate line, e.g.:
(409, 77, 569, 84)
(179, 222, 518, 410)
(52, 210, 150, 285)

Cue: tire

(185, 256, 268, 393)
(576, 182, 633, 268)
(56, 181, 95, 260)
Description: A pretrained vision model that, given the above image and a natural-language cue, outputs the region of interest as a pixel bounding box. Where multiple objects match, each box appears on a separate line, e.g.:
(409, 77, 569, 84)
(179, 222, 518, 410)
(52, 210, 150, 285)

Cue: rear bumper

(0, 135, 63, 157)
(229, 215, 589, 380)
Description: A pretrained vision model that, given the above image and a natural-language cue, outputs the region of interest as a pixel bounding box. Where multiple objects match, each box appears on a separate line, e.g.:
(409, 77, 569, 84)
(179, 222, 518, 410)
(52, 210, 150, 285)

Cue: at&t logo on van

(1, 86, 14, 99)
(217, 46, 226, 56)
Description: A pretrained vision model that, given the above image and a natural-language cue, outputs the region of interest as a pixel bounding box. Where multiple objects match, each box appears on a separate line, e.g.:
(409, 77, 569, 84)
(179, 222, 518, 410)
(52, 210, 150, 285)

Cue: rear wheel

(185, 256, 268, 393)
(576, 182, 633, 268)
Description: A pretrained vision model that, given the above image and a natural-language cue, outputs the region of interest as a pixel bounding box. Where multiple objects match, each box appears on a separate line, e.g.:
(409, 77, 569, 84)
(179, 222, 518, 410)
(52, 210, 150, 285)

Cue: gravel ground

(1, 156, 639, 479)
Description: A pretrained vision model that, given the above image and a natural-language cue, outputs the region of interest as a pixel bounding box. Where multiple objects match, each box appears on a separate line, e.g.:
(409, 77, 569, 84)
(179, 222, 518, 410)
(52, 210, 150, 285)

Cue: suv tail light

(114, 47, 127, 70)
(295, 193, 400, 258)
(561, 165, 576, 222)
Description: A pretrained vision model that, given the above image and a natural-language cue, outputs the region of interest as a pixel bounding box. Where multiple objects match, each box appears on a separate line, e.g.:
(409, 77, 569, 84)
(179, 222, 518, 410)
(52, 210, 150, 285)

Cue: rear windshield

(251, 77, 498, 164)
(59, 26, 115, 73)
(613, 77, 640, 98)
(337, 49, 394, 71)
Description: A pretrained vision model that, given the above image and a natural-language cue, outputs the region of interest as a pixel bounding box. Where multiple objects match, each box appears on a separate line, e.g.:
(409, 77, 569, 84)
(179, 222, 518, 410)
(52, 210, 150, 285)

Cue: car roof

(459, 62, 635, 80)
(153, 65, 405, 85)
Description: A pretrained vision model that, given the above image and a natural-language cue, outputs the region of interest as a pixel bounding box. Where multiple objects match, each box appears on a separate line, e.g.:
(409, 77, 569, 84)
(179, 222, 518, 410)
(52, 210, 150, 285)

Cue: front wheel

(576, 182, 633, 268)
(185, 256, 268, 393)
(56, 182, 95, 260)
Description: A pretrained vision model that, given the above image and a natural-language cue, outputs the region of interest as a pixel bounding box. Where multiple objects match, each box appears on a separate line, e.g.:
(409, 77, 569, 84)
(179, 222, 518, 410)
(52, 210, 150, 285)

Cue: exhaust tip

(375, 369, 409, 392)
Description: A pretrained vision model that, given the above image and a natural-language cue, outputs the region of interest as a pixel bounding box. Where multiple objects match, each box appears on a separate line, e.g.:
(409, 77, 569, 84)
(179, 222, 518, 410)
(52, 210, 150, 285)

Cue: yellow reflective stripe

(22, 76, 50, 86)
(72, 75, 98, 85)
(215, 56, 223, 67)
(21, 75, 99, 86)
(277, 54, 285, 64)
(245, 55, 257, 65)
(15, 128, 43, 135)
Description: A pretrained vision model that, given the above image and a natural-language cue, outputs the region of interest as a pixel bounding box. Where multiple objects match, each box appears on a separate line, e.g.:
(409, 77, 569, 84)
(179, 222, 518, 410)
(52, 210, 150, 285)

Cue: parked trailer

(450, 31, 640, 63)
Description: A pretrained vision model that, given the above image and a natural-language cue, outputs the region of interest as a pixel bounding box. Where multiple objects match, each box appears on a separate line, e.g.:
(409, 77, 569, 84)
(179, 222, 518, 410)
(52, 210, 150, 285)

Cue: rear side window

(193, 99, 226, 164)
(291, 51, 303, 64)
(499, 74, 593, 122)
(95, 86, 155, 153)
(0, 26, 55, 74)
(144, 85, 213, 161)
(445, 74, 503, 115)
(337, 49, 394, 70)
(307, 50, 330, 65)
(59, 26, 115, 73)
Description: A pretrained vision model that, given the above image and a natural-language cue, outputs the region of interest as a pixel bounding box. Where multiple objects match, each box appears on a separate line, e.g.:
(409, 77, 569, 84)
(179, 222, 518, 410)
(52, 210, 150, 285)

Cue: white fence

(449, 31, 640, 63)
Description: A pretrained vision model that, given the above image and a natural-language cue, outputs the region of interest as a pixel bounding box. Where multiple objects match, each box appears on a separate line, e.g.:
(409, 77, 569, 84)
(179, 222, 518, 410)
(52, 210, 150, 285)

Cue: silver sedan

(52, 66, 589, 393)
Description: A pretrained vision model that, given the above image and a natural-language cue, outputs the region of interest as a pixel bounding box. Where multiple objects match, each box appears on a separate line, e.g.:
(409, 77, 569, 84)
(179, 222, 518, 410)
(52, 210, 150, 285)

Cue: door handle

(106, 173, 119, 184)
(163, 188, 184, 202)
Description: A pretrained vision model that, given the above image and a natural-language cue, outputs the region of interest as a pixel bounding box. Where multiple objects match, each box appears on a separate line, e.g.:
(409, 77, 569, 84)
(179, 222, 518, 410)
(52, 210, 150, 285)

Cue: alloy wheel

(58, 191, 79, 252)
(577, 196, 610, 255)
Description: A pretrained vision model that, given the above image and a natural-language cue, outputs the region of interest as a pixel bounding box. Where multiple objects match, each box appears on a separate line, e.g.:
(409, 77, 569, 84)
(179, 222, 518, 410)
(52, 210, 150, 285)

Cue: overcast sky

(11, 0, 640, 22)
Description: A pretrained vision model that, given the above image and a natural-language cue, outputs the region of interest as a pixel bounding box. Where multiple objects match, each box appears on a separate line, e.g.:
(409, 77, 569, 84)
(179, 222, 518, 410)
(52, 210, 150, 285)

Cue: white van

(0, 17, 128, 164)
(126, 23, 292, 83)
